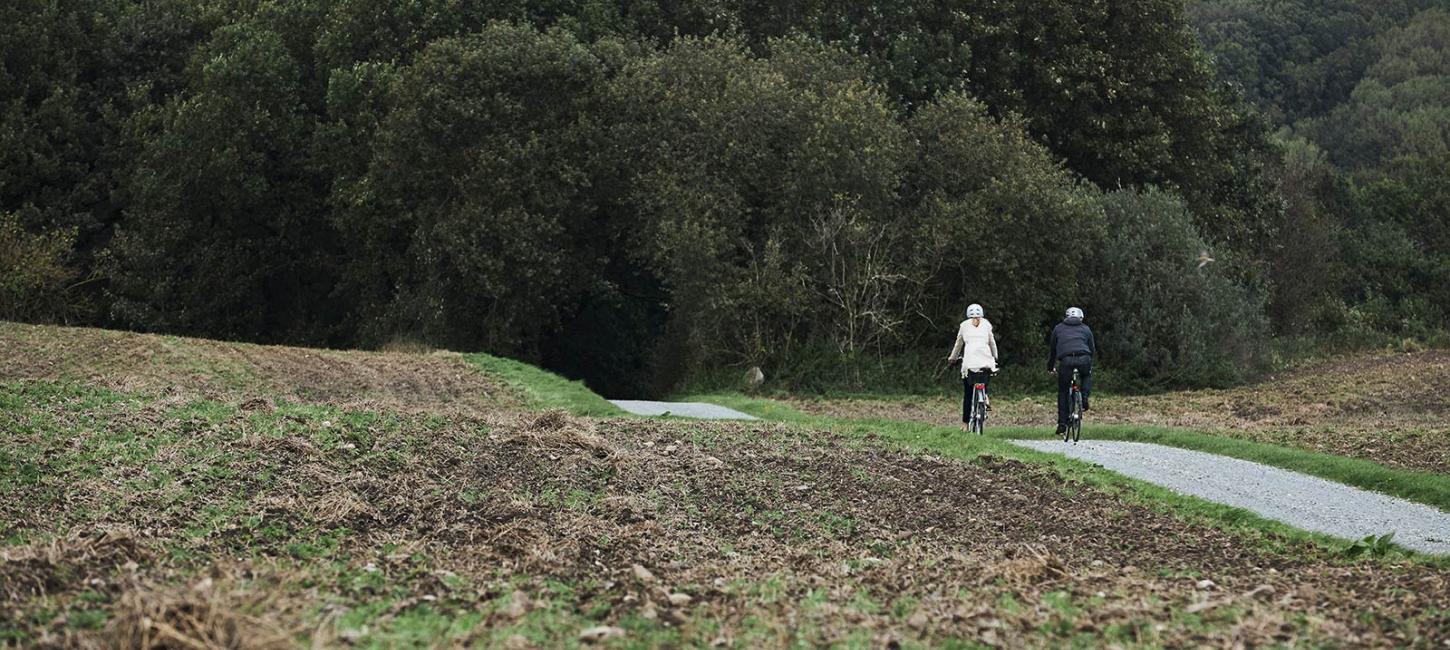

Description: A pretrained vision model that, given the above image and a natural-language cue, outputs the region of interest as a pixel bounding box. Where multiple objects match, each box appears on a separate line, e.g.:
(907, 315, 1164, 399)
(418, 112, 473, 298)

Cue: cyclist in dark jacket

(1048, 307, 1096, 435)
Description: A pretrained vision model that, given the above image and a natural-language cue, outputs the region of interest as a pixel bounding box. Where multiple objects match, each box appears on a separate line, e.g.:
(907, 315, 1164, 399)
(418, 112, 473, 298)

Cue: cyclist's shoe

(985, 395, 993, 411)
(1082, 401, 1090, 412)
(1055, 424, 1066, 436)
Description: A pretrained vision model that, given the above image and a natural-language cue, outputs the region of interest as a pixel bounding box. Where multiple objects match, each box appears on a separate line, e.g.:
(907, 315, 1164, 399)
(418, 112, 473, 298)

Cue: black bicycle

(1062, 368, 1083, 443)
(968, 379, 989, 434)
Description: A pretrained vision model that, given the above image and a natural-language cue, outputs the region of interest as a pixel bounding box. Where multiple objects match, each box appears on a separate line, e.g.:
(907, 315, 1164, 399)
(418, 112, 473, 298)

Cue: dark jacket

(1047, 317, 1096, 371)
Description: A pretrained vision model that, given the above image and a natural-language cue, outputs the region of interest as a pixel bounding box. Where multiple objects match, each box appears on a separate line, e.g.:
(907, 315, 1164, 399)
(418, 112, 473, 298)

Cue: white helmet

(1066, 307, 1084, 319)
(966, 303, 984, 318)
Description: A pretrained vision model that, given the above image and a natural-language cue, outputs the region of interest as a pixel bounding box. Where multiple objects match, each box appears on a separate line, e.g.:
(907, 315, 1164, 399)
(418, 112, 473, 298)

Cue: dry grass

(2, 382, 1447, 647)
(0, 321, 519, 415)
(2, 324, 1447, 646)
(100, 573, 300, 650)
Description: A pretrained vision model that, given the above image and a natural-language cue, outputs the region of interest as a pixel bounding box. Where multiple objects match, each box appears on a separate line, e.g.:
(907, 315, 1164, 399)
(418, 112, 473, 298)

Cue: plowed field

(2, 324, 1447, 647)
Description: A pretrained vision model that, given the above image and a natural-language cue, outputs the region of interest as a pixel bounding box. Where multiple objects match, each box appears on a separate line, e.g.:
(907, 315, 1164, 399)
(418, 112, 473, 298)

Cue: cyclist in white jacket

(947, 303, 999, 431)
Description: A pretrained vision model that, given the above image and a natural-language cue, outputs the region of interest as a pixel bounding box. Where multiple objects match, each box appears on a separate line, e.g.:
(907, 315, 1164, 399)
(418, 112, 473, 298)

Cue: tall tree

(109, 21, 331, 342)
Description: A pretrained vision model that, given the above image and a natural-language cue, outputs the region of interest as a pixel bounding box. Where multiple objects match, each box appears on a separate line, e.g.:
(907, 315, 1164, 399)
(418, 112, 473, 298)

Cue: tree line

(4, 0, 1396, 395)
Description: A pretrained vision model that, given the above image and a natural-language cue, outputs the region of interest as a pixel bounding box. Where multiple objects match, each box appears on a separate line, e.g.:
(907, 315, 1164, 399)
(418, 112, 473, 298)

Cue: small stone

(1244, 584, 1276, 601)
(667, 592, 692, 606)
(744, 366, 765, 387)
(579, 626, 625, 643)
(1196, 579, 1216, 590)
(632, 564, 656, 583)
(505, 591, 530, 619)
(908, 611, 930, 628)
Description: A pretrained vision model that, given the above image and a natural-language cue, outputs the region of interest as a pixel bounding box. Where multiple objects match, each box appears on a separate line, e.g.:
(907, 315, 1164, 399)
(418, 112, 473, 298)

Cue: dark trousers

(1056, 356, 1092, 426)
(961, 370, 992, 423)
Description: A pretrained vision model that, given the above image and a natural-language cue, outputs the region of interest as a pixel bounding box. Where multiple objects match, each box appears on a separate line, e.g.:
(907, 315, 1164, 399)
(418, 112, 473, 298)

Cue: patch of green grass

(684, 393, 1450, 565)
(463, 353, 622, 417)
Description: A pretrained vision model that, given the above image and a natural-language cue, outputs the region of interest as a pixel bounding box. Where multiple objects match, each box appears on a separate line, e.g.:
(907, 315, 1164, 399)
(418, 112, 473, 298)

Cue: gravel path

(1013, 440, 1450, 555)
(610, 400, 759, 420)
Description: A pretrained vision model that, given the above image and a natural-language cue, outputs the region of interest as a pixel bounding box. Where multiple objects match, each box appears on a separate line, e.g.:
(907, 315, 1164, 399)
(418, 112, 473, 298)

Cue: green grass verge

(685, 392, 1450, 564)
(463, 353, 622, 417)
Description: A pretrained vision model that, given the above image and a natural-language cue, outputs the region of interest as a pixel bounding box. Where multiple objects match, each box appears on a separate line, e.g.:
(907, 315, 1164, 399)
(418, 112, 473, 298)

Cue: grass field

(3, 322, 1448, 647)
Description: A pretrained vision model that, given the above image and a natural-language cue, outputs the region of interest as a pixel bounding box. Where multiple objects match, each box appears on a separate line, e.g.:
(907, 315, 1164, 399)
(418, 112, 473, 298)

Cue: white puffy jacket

(948, 318, 998, 376)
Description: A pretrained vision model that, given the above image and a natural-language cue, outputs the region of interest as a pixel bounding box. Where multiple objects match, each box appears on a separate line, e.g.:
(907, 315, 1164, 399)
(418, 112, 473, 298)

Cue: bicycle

(968, 378, 989, 435)
(1063, 368, 1083, 443)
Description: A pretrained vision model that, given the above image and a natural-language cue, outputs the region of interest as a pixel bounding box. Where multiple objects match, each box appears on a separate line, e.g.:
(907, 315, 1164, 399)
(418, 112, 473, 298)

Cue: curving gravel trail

(1013, 440, 1450, 555)
(609, 400, 759, 420)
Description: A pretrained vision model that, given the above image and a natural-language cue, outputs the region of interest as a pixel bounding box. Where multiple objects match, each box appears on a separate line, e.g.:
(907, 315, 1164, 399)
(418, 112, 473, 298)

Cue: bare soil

(3, 384, 1447, 647)
(4, 325, 1447, 646)
(0, 321, 518, 414)
(792, 350, 1450, 474)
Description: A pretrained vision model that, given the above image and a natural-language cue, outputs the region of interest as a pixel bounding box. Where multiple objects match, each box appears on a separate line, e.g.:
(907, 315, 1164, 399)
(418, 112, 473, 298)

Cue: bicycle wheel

(973, 389, 987, 434)
(1070, 389, 1082, 442)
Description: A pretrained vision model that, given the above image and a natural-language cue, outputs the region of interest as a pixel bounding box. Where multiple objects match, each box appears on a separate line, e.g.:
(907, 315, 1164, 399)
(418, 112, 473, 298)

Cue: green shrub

(0, 213, 85, 323)
(1085, 190, 1271, 388)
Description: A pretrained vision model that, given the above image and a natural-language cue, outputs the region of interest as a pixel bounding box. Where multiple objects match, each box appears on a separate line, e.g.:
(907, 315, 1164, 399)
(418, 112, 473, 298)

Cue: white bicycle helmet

(1066, 307, 1084, 319)
(966, 303, 984, 318)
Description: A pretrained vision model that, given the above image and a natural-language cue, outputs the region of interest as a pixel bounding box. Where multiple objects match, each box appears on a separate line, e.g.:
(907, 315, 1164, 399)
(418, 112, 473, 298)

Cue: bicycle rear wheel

(1070, 390, 1082, 442)
(973, 390, 986, 434)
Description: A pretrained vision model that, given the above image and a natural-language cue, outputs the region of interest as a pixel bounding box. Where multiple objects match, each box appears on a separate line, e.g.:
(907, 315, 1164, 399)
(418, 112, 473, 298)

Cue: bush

(1085, 190, 1271, 388)
(0, 213, 85, 323)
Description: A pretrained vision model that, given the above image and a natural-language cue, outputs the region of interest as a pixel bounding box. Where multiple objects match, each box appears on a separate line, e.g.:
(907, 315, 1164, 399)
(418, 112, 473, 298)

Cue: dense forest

(1189, 0, 1450, 339)
(2, 0, 1444, 396)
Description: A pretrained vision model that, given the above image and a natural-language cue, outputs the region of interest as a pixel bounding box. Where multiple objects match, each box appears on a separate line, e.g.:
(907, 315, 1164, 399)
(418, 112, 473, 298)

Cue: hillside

(791, 350, 1450, 474)
(0, 321, 519, 414)
(2, 323, 1448, 646)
